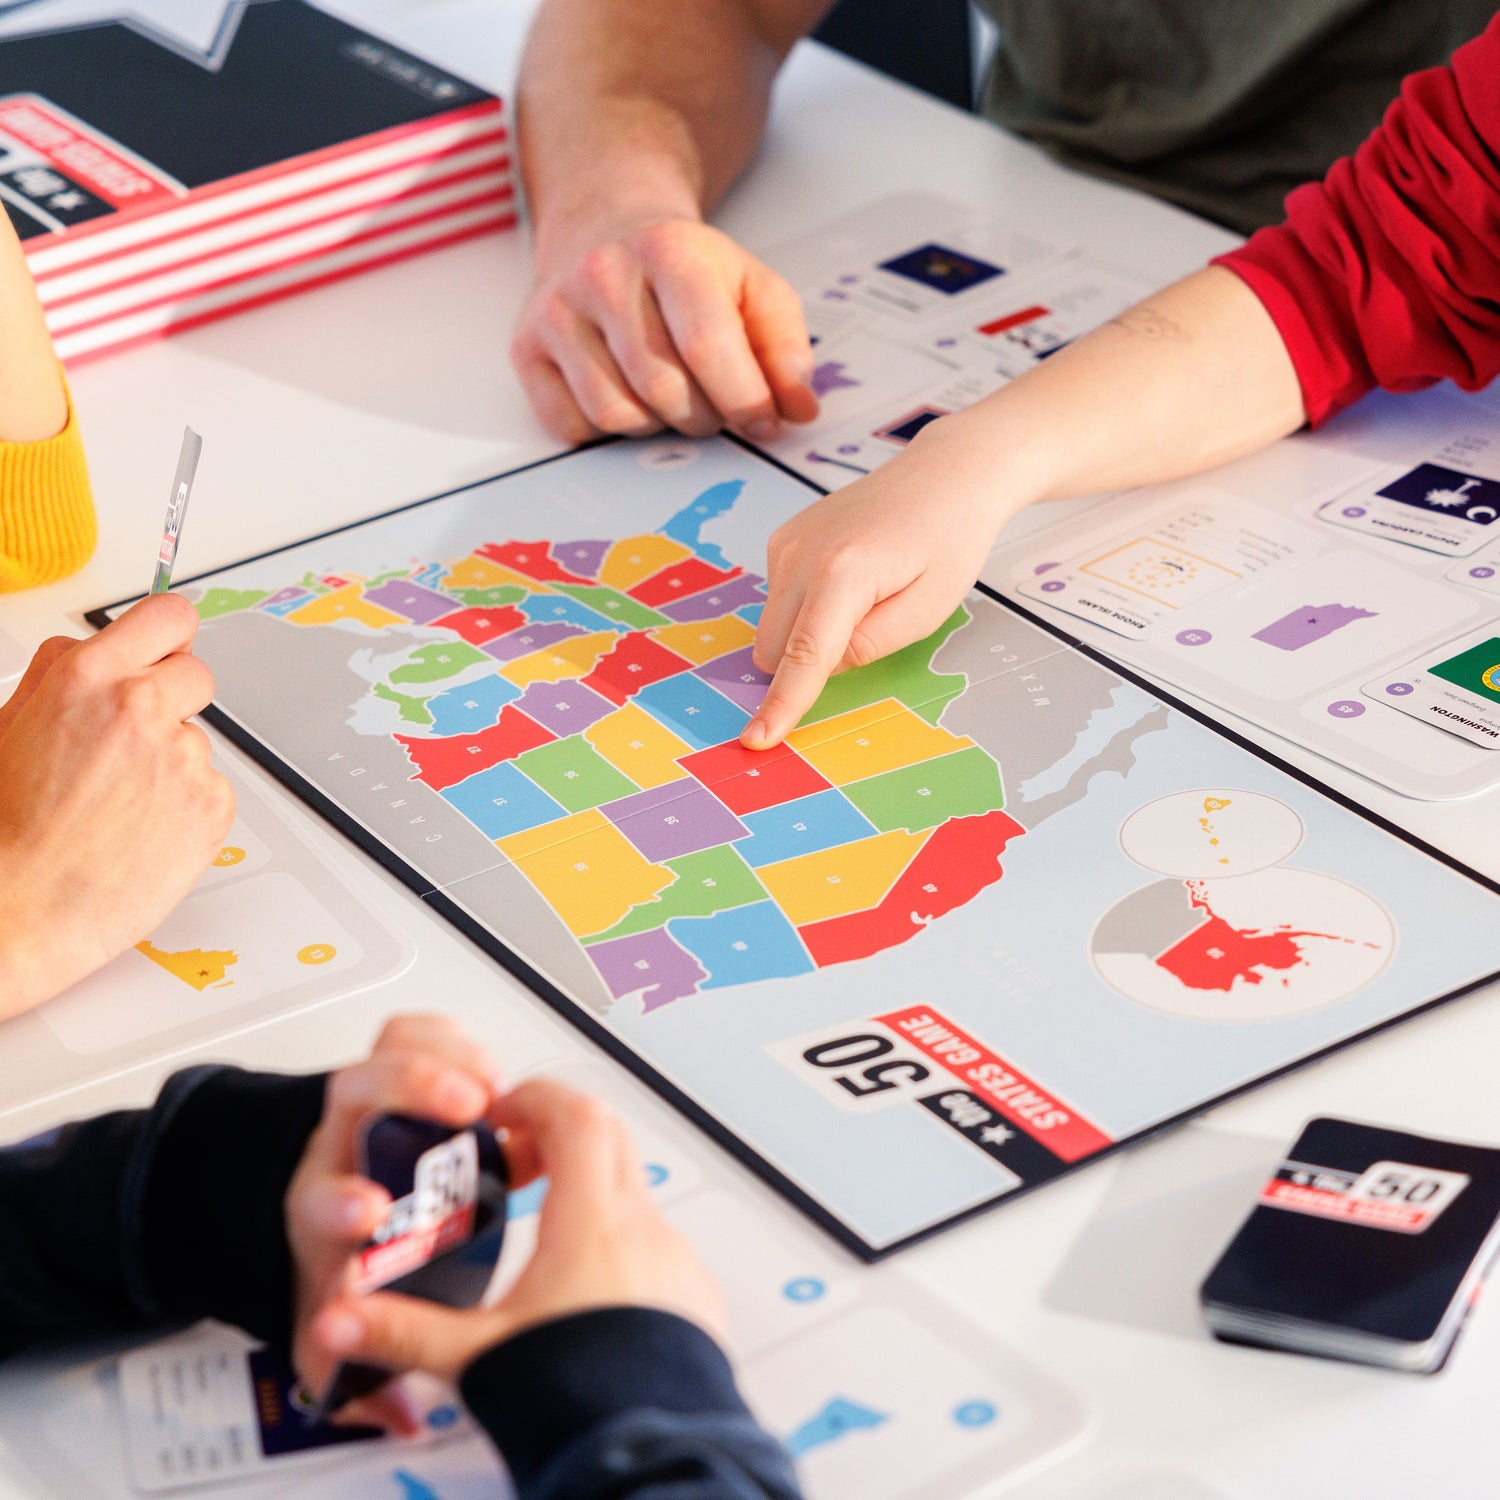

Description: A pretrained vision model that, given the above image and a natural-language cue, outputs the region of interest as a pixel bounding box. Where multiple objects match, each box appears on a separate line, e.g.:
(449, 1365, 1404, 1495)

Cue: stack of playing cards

(1201, 1117, 1500, 1373)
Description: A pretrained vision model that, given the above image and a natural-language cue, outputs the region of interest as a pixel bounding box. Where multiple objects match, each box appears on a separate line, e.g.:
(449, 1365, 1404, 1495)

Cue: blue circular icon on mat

(427, 1404, 460, 1430)
(783, 1277, 826, 1303)
(953, 1401, 997, 1428)
(644, 1162, 669, 1188)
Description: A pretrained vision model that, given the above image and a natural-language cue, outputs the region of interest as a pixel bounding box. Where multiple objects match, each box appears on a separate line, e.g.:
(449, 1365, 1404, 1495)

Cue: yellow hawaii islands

(190, 479, 1024, 1011)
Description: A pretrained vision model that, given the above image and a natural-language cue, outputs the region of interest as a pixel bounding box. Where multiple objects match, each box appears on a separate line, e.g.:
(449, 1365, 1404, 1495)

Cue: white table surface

(3, 3, 1500, 1496)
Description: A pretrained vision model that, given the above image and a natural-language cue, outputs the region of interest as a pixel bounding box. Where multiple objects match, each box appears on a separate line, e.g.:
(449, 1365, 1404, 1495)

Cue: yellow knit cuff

(0, 383, 97, 593)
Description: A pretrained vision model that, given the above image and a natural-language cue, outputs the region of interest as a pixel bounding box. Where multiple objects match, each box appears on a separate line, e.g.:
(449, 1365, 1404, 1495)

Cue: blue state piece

(736, 602, 764, 626)
(517, 591, 626, 635)
(426, 673, 521, 735)
(393, 1471, 441, 1500)
(633, 674, 751, 749)
(784, 1396, 889, 1458)
(442, 761, 567, 840)
(659, 479, 745, 570)
(667, 900, 814, 988)
(731, 788, 877, 868)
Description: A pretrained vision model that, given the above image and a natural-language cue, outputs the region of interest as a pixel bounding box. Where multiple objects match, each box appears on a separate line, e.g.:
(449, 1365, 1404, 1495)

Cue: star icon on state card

(979, 1123, 1014, 1146)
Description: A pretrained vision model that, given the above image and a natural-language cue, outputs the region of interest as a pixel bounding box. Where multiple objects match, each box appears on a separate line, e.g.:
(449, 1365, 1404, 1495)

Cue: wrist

(901, 404, 1057, 534)
(526, 137, 704, 275)
(0, 865, 67, 1016)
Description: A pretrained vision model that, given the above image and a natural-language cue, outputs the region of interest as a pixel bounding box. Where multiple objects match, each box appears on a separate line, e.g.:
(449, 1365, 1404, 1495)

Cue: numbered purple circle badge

(1327, 699, 1366, 718)
(1039, 579, 1066, 593)
(1342, 506, 1367, 519)
(1385, 682, 1414, 696)
(1175, 629, 1212, 646)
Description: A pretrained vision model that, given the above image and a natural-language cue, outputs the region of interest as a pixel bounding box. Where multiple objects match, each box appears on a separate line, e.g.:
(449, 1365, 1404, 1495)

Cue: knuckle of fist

(576, 246, 625, 307)
(782, 630, 822, 668)
(636, 219, 698, 275)
(844, 628, 881, 670)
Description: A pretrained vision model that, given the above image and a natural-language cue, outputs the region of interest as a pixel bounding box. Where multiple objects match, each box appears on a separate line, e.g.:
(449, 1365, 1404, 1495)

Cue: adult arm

(511, 0, 828, 442)
(741, 14, 1500, 747)
(0, 1066, 326, 1360)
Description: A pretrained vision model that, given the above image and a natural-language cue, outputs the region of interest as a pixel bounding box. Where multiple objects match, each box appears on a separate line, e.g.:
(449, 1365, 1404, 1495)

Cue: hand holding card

(307, 1078, 728, 1384)
(284, 1015, 508, 1434)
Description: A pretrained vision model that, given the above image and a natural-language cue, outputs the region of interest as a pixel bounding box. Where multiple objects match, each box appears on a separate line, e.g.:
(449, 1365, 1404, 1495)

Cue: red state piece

(428, 605, 527, 646)
(1153, 883, 1348, 993)
(628, 557, 741, 607)
(799, 809, 1025, 966)
(477, 540, 591, 585)
(396, 705, 556, 790)
(679, 738, 831, 815)
(581, 631, 694, 705)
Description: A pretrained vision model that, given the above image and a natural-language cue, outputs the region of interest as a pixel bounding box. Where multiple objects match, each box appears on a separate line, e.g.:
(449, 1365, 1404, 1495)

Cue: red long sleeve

(1213, 13, 1500, 429)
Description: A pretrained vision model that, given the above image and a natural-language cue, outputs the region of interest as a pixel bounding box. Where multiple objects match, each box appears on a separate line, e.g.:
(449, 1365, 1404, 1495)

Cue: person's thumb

(313, 1293, 500, 1386)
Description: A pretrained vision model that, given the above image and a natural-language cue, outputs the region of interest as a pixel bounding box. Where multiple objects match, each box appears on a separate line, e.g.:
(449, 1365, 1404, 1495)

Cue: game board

(93, 436, 1500, 1258)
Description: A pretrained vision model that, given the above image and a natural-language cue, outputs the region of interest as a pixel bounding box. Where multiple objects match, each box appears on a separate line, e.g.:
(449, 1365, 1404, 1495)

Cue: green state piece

(450, 584, 528, 609)
(802, 605, 970, 727)
(583, 844, 768, 943)
(296, 571, 332, 594)
(389, 641, 491, 685)
(373, 681, 434, 726)
(514, 735, 640, 813)
(554, 583, 669, 630)
(844, 745, 1003, 833)
(194, 587, 269, 621)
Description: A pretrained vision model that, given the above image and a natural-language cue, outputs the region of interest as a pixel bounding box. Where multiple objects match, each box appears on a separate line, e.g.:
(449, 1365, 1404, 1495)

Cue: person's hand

(741, 419, 1022, 749)
(0, 593, 234, 1015)
(304, 1076, 726, 1391)
(286, 1015, 508, 1435)
(512, 213, 820, 444)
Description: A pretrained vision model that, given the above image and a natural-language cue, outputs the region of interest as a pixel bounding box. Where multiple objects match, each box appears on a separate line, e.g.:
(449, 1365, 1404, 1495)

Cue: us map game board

(94, 437, 1500, 1258)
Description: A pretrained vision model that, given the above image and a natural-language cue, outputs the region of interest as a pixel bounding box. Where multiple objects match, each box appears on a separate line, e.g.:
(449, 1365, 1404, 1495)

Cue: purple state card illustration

(1252, 602, 1377, 652)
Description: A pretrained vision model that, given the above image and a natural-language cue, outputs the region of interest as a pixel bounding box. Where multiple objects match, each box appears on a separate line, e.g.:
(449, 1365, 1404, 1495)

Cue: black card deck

(1201, 1117, 1500, 1372)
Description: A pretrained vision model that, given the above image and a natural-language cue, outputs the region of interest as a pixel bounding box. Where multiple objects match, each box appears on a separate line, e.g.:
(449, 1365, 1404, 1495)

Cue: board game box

(92, 436, 1500, 1259)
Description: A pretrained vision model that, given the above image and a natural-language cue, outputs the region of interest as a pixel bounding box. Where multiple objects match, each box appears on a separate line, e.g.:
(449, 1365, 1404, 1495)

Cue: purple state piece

(693, 646, 772, 714)
(660, 573, 768, 622)
(552, 539, 609, 577)
(364, 580, 458, 624)
(810, 360, 860, 397)
(482, 621, 587, 661)
(603, 778, 750, 862)
(587, 928, 708, 1013)
(1252, 602, 1376, 652)
(513, 678, 614, 736)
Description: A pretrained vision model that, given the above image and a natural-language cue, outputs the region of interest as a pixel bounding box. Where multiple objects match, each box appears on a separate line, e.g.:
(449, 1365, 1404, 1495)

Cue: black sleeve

(459, 1307, 803, 1500)
(0, 1065, 326, 1361)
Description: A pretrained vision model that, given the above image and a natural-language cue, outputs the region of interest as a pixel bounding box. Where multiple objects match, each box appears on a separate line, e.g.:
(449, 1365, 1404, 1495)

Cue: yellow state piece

(788, 698, 973, 784)
(757, 827, 932, 926)
(598, 534, 692, 591)
(649, 612, 757, 666)
(498, 809, 673, 937)
(442, 552, 540, 592)
(585, 701, 693, 790)
(136, 940, 239, 991)
(499, 630, 618, 687)
(285, 582, 408, 629)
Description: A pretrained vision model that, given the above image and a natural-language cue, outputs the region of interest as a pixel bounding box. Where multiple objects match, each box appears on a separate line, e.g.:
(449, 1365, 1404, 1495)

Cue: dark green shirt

(978, 0, 1496, 232)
